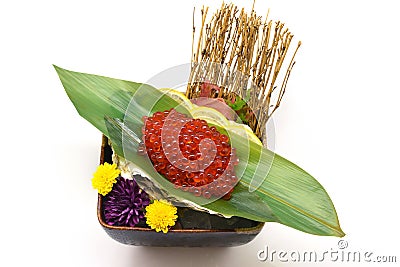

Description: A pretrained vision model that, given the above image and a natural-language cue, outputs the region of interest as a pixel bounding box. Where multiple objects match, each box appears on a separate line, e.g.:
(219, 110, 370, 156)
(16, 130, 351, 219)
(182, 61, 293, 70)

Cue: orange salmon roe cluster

(138, 109, 239, 199)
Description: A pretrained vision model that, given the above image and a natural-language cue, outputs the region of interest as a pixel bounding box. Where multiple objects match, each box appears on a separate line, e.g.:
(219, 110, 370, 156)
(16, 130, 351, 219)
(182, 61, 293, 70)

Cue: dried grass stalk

(186, 3, 301, 141)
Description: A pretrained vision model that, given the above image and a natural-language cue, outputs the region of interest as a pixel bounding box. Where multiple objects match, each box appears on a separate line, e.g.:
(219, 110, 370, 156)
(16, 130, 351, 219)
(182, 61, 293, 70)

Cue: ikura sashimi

(138, 109, 239, 199)
(54, 1, 345, 237)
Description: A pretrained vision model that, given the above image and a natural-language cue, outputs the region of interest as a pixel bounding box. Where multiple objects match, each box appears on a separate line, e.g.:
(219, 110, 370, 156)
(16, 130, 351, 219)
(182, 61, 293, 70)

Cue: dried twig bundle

(186, 2, 301, 141)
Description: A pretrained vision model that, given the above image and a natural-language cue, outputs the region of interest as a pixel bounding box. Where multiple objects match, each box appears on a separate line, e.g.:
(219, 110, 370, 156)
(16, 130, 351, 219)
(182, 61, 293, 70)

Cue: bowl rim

(97, 194, 265, 234)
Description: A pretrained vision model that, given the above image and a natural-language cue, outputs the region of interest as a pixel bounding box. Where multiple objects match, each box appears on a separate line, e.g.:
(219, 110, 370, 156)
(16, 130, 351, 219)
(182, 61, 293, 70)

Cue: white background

(1, 0, 399, 266)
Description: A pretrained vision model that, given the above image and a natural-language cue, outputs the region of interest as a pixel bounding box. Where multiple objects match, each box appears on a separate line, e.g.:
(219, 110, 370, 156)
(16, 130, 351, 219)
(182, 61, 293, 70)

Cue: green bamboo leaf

(54, 65, 344, 237)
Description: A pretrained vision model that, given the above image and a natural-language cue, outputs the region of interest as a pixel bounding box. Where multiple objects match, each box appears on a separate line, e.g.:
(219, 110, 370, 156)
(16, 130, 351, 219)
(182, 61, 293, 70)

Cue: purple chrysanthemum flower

(103, 176, 150, 227)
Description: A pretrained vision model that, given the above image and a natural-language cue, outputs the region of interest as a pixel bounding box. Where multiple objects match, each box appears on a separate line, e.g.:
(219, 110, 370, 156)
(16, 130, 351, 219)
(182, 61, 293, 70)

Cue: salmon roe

(138, 109, 239, 199)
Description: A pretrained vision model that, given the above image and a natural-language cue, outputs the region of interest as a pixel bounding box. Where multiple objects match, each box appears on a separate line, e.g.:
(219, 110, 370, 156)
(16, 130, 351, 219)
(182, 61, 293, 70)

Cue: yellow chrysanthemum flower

(145, 200, 178, 233)
(92, 163, 120, 196)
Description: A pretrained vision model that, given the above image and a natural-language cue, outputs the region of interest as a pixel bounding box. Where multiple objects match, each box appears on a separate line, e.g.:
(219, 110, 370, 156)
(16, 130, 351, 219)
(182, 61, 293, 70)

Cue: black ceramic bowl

(97, 136, 264, 247)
